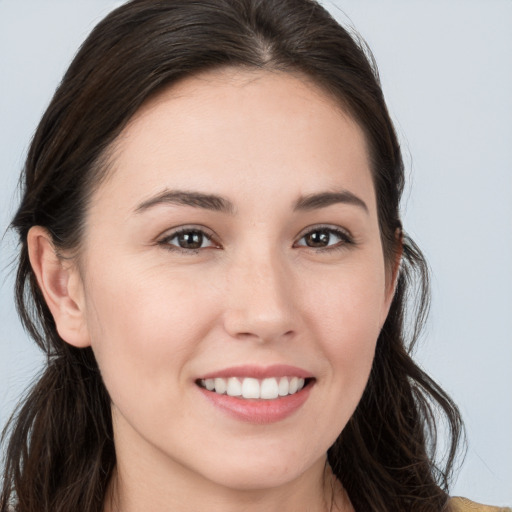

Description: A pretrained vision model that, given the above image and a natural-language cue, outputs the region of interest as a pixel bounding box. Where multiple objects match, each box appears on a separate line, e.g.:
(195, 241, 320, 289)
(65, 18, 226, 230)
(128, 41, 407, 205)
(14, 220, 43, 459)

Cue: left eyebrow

(294, 190, 369, 213)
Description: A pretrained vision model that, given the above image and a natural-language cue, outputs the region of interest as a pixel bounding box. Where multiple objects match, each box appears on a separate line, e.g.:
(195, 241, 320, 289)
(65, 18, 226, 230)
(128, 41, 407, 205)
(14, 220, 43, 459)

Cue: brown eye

(304, 229, 331, 247)
(295, 227, 352, 250)
(177, 230, 204, 249)
(160, 228, 216, 251)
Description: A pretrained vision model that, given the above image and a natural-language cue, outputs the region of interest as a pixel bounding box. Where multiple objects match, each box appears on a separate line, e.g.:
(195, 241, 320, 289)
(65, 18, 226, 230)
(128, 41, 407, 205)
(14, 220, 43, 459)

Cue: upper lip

(198, 364, 313, 380)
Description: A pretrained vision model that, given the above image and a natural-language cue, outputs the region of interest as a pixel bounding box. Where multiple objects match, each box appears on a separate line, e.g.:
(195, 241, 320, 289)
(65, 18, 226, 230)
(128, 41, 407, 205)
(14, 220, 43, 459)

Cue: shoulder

(449, 497, 512, 512)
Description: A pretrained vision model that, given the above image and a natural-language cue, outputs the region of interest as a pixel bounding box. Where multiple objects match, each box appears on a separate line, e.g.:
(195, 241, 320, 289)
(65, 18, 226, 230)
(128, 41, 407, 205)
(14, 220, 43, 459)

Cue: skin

(29, 69, 398, 512)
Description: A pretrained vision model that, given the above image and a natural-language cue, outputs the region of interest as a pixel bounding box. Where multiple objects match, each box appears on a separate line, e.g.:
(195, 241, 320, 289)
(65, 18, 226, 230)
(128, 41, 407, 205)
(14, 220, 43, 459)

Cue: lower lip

(198, 382, 313, 424)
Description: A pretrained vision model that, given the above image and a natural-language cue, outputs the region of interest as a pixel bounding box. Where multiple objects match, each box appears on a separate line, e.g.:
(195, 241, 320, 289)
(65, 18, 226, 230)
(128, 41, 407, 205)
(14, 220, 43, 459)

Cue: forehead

(92, 68, 375, 216)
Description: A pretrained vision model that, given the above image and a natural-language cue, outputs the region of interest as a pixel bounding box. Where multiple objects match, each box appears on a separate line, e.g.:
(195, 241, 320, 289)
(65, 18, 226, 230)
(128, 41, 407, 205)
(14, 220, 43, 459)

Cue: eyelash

(294, 225, 354, 252)
(158, 227, 218, 254)
(157, 225, 354, 254)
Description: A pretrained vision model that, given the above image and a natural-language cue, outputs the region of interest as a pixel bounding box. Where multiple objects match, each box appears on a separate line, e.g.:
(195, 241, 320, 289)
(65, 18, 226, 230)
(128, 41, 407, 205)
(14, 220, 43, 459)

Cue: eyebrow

(135, 190, 235, 214)
(135, 188, 368, 215)
(293, 191, 368, 213)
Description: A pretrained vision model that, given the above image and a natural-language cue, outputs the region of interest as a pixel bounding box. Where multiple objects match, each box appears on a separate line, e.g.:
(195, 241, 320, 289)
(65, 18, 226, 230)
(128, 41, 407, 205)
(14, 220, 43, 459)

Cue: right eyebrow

(134, 189, 236, 215)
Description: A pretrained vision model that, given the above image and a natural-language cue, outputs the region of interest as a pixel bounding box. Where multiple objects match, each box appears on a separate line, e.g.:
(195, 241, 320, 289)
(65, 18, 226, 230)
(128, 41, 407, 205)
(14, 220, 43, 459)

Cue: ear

(380, 227, 403, 326)
(27, 226, 91, 348)
(389, 227, 403, 296)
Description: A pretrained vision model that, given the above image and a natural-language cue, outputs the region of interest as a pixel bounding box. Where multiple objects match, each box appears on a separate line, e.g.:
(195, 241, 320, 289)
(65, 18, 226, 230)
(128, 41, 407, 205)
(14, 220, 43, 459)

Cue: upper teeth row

(199, 376, 306, 399)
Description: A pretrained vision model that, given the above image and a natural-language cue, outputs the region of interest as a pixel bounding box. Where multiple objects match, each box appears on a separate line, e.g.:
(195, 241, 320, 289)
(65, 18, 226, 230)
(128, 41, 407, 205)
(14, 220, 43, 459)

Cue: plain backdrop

(0, 0, 511, 505)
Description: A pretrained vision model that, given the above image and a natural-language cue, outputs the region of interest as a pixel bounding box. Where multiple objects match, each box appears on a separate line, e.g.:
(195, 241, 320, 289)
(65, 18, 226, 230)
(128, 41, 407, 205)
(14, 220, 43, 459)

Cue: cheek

(303, 258, 386, 396)
(81, 261, 220, 407)
(306, 257, 386, 339)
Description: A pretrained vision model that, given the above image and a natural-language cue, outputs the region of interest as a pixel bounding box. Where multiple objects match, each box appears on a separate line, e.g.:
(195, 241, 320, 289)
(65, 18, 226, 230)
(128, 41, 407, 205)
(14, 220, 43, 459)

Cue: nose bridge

(223, 243, 296, 341)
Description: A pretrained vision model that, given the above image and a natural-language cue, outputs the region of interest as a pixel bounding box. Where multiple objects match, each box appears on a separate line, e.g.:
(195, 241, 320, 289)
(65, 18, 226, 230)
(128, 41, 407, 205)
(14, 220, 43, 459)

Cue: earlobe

(27, 226, 91, 348)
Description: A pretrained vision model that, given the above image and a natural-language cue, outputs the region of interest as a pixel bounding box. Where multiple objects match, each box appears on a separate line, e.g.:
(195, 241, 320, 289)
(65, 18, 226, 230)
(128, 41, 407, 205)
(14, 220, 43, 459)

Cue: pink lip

(197, 383, 313, 424)
(198, 364, 313, 380)
(196, 365, 315, 424)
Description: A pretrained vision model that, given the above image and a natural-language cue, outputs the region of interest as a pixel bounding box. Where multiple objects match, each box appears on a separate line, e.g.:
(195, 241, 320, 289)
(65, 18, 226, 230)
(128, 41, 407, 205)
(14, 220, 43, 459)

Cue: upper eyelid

(295, 224, 353, 240)
(158, 224, 217, 241)
(157, 226, 220, 253)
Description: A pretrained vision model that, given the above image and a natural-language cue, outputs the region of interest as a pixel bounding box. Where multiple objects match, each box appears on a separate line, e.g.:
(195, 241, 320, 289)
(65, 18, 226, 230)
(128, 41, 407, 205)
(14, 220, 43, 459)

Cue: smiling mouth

(196, 376, 313, 400)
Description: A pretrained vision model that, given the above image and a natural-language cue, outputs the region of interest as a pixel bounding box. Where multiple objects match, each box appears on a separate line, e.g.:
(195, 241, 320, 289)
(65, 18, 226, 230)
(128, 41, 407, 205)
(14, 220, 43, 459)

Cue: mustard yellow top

(450, 497, 512, 512)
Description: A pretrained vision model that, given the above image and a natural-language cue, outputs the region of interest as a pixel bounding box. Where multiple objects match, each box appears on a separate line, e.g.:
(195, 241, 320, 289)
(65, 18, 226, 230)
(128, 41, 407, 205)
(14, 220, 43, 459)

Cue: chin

(189, 444, 324, 492)
(203, 464, 305, 492)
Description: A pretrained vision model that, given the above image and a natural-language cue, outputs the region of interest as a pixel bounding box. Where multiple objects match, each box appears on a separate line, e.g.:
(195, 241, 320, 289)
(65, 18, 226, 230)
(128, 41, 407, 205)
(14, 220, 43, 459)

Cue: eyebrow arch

(135, 189, 235, 215)
(294, 190, 368, 213)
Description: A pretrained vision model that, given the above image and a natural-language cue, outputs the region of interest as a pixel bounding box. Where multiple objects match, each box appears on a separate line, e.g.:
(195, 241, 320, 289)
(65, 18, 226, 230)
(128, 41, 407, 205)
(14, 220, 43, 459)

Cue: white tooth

(278, 377, 289, 396)
(241, 378, 260, 399)
(289, 377, 299, 394)
(205, 379, 215, 391)
(226, 377, 242, 396)
(260, 378, 279, 399)
(297, 378, 305, 391)
(214, 378, 227, 394)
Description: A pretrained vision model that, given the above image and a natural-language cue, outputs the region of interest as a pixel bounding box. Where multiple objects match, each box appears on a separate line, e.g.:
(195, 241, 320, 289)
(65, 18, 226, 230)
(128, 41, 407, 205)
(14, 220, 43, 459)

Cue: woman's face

(72, 69, 395, 491)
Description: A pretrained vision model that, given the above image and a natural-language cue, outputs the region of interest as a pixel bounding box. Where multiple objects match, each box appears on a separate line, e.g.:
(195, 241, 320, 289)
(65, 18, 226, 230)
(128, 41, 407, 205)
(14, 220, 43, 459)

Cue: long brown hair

(1, 1, 464, 510)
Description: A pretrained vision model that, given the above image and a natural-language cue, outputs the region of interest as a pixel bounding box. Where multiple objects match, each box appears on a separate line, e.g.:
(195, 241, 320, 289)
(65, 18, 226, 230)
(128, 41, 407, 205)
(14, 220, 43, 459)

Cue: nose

(222, 250, 298, 343)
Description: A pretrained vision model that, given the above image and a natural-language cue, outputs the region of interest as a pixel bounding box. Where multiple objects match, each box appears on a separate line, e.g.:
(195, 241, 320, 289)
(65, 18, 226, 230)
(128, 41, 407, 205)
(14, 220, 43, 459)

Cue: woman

(0, 1, 509, 511)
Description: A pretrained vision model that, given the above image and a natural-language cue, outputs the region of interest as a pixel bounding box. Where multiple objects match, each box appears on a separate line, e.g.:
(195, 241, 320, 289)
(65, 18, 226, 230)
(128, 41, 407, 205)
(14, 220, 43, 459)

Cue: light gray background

(1, 0, 511, 505)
